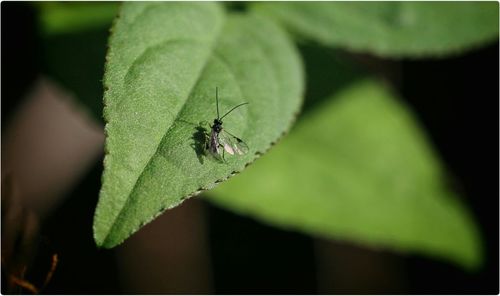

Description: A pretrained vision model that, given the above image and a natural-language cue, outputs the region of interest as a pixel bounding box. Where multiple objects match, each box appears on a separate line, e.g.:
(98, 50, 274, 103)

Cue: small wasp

(205, 87, 249, 161)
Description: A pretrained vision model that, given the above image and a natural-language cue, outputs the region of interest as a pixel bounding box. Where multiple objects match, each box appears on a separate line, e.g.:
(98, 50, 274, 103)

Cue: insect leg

(219, 143, 226, 162)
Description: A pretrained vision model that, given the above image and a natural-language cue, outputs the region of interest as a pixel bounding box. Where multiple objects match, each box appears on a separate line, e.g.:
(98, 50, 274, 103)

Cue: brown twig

(9, 275, 39, 294)
(41, 254, 58, 290)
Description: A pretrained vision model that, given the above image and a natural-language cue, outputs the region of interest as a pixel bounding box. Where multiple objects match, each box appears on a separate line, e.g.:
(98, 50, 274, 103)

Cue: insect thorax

(213, 119, 223, 133)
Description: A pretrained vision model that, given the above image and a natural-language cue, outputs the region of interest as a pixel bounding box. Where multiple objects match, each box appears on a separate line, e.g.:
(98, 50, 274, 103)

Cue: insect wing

(233, 137, 249, 155)
(220, 131, 249, 156)
(207, 130, 223, 160)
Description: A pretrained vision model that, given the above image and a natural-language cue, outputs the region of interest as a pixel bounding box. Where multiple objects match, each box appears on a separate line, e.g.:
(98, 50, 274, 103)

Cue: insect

(205, 87, 249, 161)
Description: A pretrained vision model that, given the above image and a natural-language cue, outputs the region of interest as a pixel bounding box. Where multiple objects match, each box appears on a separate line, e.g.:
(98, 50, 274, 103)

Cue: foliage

(209, 80, 482, 270)
(38, 1, 498, 268)
(92, 3, 303, 248)
(253, 2, 499, 57)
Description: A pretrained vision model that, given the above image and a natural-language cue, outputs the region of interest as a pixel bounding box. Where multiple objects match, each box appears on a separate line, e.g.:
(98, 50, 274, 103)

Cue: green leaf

(93, 2, 303, 248)
(38, 2, 119, 36)
(253, 2, 499, 57)
(208, 80, 482, 270)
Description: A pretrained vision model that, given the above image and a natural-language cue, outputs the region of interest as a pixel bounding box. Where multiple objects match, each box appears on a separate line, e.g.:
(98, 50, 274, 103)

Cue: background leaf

(208, 80, 482, 270)
(38, 2, 119, 37)
(253, 2, 499, 57)
(93, 2, 303, 248)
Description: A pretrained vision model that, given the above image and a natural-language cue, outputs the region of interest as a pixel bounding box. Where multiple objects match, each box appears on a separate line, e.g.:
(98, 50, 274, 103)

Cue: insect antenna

(220, 102, 249, 120)
(216, 87, 220, 120)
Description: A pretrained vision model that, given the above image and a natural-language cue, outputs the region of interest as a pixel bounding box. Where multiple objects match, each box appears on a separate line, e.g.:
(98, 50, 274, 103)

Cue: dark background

(2, 3, 498, 294)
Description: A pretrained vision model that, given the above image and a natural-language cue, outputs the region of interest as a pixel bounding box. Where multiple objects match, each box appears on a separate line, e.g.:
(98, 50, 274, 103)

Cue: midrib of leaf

(98, 4, 225, 246)
(116, 39, 206, 111)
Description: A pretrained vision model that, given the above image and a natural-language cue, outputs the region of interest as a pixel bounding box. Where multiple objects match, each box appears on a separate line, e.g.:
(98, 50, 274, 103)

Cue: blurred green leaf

(254, 2, 499, 57)
(38, 2, 119, 36)
(298, 45, 365, 112)
(93, 2, 303, 248)
(208, 80, 482, 270)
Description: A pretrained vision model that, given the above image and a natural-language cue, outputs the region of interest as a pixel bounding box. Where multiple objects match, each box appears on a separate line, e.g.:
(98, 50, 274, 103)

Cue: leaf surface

(254, 2, 499, 57)
(93, 2, 303, 248)
(209, 80, 482, 269)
